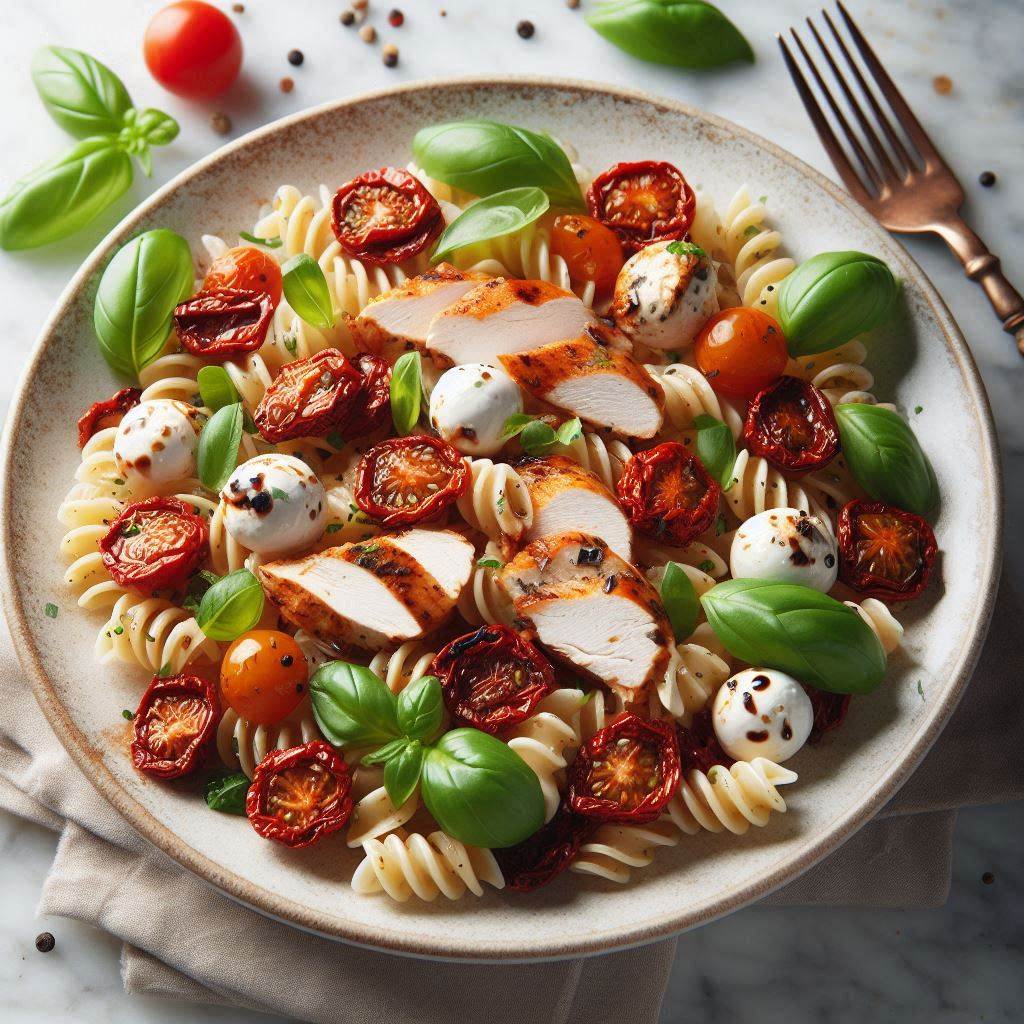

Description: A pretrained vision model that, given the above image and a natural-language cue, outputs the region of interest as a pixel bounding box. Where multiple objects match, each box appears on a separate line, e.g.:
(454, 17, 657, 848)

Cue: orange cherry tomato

(220, 630, 308, 726)
(693, 308, 789, 400)
(549, 214, 624, 298)
(203, 246, 283, 308)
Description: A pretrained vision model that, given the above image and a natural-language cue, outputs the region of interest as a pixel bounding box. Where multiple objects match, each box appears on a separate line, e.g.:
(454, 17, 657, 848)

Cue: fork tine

(836, 0, 941, 164)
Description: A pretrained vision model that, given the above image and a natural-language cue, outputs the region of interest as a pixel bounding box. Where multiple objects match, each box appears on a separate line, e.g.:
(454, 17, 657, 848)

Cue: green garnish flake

(270, 487, 289, 501)
(698, 559, 715, 574)
(282, 334, 298, 356)
(113, 625, 125, 635)
(477, 556, 503, 569)
(917, 680, 925, 700)
(44, 602, 59, 619)
(743, 224, 760, 238)
(121, 523, 142, 537)
(239, 230, 283, 248)
(758, 195, 768, 204)
(666, 241, 707, 259)
(113, 478, 126, 486)
(715, 513, 727, 536)
(325, 522, 343, 534)
(496, 494, 506, 514)
(122, 709, 135, 721)
(157, 662, 173, 677)
(914, 405, 923, 415)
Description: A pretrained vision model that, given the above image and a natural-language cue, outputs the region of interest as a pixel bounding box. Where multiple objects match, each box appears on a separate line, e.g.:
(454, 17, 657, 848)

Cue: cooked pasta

(647, 362, 744, 439)
(216, 697, 322, 777)
(58, 485, 127, 610)
(723, 449, 827, 522)
(722, 186, 795, 315)
(346, 781, 420, 848)
(552, 432, 632, 491)
(456, 458, 534, 546)
(457, 541, 515, 626)
(368, 642, 438, 694)
(786, 339, 897, 412)
(634, 536, 729, 578)
(847, 599, 904, 654)
(656, 642, 732, 723)
(570, 820, 679, 884)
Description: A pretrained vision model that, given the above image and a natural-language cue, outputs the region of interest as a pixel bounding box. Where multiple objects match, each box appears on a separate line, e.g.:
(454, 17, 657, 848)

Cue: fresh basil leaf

(432, 187, 549, 263)
(0, 139, 133, 252)
(421, 729, 545, 848)
(204, 772, 249, 815)
(659, 561, 699, 641)
(197, 365, 239, 411)
(396, 675, 444, 742)
(31, 46, 133, 138)
(693, 414, 737, 488)
(309, 661, 402, 748)
(384, 740, 425, 809)
(412, 120, 585, 211)
(519, 419, 557, 455)
(701, 578, 886, 694)
(779, 251, 898, 356)
(198, 403, 244, 492)
(239, 230, 283, 248)
(281, 253, 334, 330)
(196, 569, 264, 642)
(587, 0, 754, 69)
(130, 107, 179, 148)
(835, 404, 938, 515)
(501, 413, 536, 440)
(554, 417, 584, 446)
(93, 228, 195, 376)
(477, 556, 503, 569)
(360, 736, 412, 767)
(666, 240, 707, 258)
(390, 351, 422, 435)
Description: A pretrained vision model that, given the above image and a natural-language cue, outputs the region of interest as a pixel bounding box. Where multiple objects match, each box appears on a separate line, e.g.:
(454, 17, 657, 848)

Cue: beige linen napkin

(2, 578, 1022, 1023)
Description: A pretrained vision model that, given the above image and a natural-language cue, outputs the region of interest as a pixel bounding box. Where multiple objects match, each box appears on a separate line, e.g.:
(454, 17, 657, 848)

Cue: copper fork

(778, 2, 1024, 357)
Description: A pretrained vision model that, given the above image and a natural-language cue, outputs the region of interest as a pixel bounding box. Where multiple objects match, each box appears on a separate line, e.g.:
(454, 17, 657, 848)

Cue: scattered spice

(439, 7, 447, 14)
(280, 77, 294, 93)
(979, 170, 996, 187)
(232, 2, 245, 11)
(383, 43, 399, 67)
(567, 0, 581, 7)
(932, 74, 952, 95)
(517, 19, 535, 39)
(352, 0, 368, 8)
(287, 49, 304, 66)
(210, 111, 232, 135)
(340, 9, 355, 25)
(982, 871, 995, 885)
(35, 932, 55, 953)
(360, 24, 377, 43)
(389, 8, 405, 26)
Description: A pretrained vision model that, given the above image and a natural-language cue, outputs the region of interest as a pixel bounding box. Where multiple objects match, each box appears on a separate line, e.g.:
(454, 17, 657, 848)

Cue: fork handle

(934, 218, 1024, 357)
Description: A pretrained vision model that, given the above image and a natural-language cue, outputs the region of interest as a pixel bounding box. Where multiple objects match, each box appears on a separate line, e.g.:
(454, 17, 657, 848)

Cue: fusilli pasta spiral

(552, 432, 632, 491)
(787, 340, 897, 412)
(647, 363, 744, 439)
(58, 485, 126, 610)
(368, 642, 438, 695)
(570, 820, 679, 884)
(723, 449, 826, 522)
(216, 697, 322, 777)
(846, 598, 904, 654)
(457, 541, 515, 626)
(656, 642, 732, 724)
(722, 186, 795, 315)
(456, 459, 534, 546)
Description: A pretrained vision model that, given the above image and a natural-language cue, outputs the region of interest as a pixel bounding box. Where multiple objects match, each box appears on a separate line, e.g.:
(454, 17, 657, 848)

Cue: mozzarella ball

(712, 668, 813, 763)
(114, 399, 201, 494)
(609, 240, 719, 351)
(730, 507, 838, 592)
(221, 454, 326, 557)
(428, 363, 523, 456)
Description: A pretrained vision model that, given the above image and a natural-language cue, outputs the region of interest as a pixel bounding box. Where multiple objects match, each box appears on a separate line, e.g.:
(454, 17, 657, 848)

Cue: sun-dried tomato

(174, 288, 274, 357)
(837, 499, 937, 602)
(676, 709, 734, 775)
(586, 160, 696, 254)
(77, 387, 141, 448)
(99, 496, 208, 593)
(743, 376, 840, 475)
(131, 673, 220, 779)
(355, 434, 470, 526)
(245, 740, 353, 849)
(568, 713, 681, 825)
(254, 348, 363, 443)
(432, 625, 554, 735)
(616, 442, 720, 547)
(495, 803, 597, 892)
(806, 689, 852, 744)
(347, 353, 393, 437)
(331, 167, 443, 266)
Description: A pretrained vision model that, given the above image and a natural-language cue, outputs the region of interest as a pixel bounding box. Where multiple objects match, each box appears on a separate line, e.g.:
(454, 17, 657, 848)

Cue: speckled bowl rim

(0, 76, 1003, 962)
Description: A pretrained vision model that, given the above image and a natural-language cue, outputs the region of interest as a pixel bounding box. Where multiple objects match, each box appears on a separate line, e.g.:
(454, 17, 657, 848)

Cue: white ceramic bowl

(0, 78, 1001, 961)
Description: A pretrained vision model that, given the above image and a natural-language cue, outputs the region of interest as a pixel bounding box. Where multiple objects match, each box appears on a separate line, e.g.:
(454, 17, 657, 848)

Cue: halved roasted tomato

(807, 689, 852, 744)
(203, 245, 283, 307)
(495, 803, 597, 892)
(174, 288, 274, 358)
(694, 307, 789, 400)
(131, 673, 220, 779)
(245, 740, 353, 849)
(220, 630, 308, 726)
(549, 213, 625, 297)
(331, 167, 443, 266)
(355, 434, 470, 526)
(77, 387, 141, 448)
(348, 353, 393, 437)
(433, 625, 554, 735)
(837, 499, 937, 602)
(743, 375, 840, 475)
(254, 348, 363, 443)
(99, 496, 208, 593)
(675, 709, 733, 774)
(617, 442, 720, 546)
(568, 713, 681, 824)
(586, 160, 695, 254)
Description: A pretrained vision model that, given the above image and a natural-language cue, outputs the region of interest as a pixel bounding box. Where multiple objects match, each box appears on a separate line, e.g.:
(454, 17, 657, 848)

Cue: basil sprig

(412, 120, 584, 211)
(204, 772, 249, 815)
(779, 251, 899, 356)
(654, 561, 700, 641)
(502, 414, 583, 456)
(701, 578, 886, 694)
(835, 404, 938, 515)
(196, 569, 265, 642)
(197, 365, 240, 412)
(693, 414, 737, 489)
(586, 1, 754, 69)
(198, 402, 245, 493)
(390, 351, 423, 435)
(93, 228, 195, 378)
(281, 254, 334, 330)
(432, 187, 549, 263)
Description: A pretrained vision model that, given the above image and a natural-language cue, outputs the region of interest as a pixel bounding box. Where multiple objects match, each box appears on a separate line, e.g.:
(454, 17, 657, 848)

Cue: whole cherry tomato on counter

(221, 630, 308, 726)
(694, 306, 789, 400)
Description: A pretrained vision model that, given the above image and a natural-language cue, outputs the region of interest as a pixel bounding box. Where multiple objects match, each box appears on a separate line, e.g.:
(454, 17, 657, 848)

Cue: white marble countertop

(1, 1, 1021, 1021)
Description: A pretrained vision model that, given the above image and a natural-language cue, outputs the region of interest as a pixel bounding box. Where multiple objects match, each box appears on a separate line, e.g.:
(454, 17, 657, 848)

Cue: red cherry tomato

(837, 499, 937, 603)
(694, 308, 789, 400)
(220, 630, 308, 726)
(131, 673, 220, 779)
(549, 214, 625, 297)
(254, 348, 363, 443)
(246, 740, 353, 849)
(355, 435, 470, 526)
(348, 354, 393, 438)
(77, 387, 141, 448)
(203, 246, 283, 308)
(743, 375, 840, 476)
(675, 709, 734, 774)
(616, 442, 721, 547)
(586, 160, 696, 254)
(144, 1, 243, 100)
(331, 168, 443, 266)
(568, 713, 681, 825)
(807, 689, 852, 744)
(174, 289, 273, 359)
(494, 803, 597, 892)
(432, 625, 554, 735)
(99, 497, 208, 593)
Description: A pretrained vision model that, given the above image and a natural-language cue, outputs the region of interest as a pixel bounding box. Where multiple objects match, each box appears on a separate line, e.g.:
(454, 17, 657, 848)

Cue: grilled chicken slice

(499, 531, 673, 700)
(426, 278, 597, 368)
(517, 456, 633, 563)
(499, 323, 665, 440)
(257, 529, 474, 650)
(350, 264, 485, 362)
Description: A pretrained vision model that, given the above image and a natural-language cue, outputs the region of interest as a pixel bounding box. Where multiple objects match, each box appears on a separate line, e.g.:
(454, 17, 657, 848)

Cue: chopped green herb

(113, 477, 126, 486)
(917, 680, 925, 700)
(113, 624, 124, 635)
(270, 487, 289, 501)
(121, 523, 142, 537)
(743, 224, 760, 238)
(282, 333, 298, 356)
(496, 494, 506, 514)
(666, 240, 707, 259)
(325, 522, 343, 534)
(715, 513, 727, 536)
(44, 603, 59, 619)
(239, 230, 283, 248)
(157, 662, 173, 677)
(477, 556, 503, 569)
(697, 559, 715, 574)
(473, 380, 484, 388)
(122, 709, 135, 720)
(758, 194, 768, 204)
(914, 405, 923, 415)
